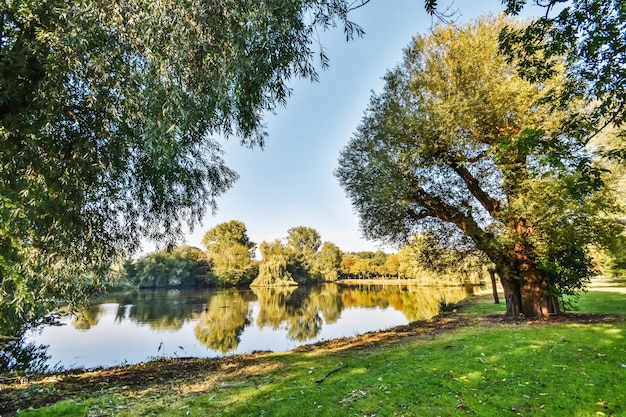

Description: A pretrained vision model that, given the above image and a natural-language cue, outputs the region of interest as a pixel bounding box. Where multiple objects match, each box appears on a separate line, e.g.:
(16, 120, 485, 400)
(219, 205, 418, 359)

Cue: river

(25, 283, 475, 370)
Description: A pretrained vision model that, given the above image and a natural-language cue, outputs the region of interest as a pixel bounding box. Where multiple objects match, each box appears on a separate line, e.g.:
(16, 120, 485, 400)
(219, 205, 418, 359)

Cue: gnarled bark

(497, 266, 560, 318)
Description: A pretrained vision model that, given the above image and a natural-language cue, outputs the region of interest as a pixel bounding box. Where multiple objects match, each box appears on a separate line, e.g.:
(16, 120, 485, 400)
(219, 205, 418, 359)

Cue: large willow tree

(0, 0, 368, 335)
(336, 16, 622, 318)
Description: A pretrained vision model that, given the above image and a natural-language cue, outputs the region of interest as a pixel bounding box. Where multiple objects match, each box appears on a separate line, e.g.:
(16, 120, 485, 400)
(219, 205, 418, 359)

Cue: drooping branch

(347, 0, 371, 12)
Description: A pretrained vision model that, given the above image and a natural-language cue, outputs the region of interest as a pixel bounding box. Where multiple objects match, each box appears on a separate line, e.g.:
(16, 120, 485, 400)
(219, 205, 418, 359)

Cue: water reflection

(26, 284, 473, 370)
(340, 285, 471, 321)
(195, 289, 253, 353)
(122, 290, 197, 331)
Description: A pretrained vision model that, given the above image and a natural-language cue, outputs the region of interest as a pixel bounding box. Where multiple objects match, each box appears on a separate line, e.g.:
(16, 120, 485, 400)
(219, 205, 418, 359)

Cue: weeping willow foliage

(0, 0, 368, 337)
(252, 256, 299, 287)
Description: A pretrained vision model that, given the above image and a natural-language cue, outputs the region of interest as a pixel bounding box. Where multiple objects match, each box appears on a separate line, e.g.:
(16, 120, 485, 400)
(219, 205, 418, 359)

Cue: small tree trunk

(499, 276, 522, 317)
(488, 269, 499, 304)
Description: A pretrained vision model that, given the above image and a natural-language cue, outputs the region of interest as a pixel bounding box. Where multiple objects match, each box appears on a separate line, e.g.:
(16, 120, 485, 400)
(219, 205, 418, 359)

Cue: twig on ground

(315, 364, 348, 384)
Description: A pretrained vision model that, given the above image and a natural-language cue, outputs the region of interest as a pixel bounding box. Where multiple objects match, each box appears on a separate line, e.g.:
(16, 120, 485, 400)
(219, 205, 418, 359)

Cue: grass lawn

(3, 286, 625, 417)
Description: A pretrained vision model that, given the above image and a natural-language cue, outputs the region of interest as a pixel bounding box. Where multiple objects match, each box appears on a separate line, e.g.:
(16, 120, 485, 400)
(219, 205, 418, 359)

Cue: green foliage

(397, 234, 488, 285)
(202, 220, 256, 255)
(253, 254, 299, 287)
(202, 221, 257, 286)
(254, 238, 307, 286)
(437, 297, 459, 313)
(499, 0, 626, 132)
(313, 241, 343, 281)
(122, 246, 209, 288)
(286, 226, 322, 256)
(253, 227, 336, 286)
(284, 226, 322, 282)
(336, 15, 623, 316)
(0, 0, 367, 336)
(427, 1, 626, 140)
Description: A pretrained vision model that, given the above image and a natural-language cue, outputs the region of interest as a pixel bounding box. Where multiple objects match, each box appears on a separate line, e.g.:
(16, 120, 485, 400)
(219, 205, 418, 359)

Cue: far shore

(336, 278, 483, 286)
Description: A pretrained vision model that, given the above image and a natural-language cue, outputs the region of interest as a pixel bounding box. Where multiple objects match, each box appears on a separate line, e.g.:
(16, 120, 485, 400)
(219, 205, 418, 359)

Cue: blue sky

(179, 1, 543, 254)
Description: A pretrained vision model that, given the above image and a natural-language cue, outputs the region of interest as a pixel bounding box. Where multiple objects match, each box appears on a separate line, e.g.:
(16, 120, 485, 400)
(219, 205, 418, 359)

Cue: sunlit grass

(80, 321, 623, 417)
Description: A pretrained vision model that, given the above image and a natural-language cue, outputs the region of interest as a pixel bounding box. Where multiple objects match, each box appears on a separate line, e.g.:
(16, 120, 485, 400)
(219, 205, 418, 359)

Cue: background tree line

(110, 218, 626, 290)
(108, 220, 475, 288)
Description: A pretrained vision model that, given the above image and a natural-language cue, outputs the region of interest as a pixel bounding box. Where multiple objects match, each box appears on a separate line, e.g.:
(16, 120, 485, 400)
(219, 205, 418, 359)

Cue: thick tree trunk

(520, 272, 560, 318)
(498, 268, 560, 318)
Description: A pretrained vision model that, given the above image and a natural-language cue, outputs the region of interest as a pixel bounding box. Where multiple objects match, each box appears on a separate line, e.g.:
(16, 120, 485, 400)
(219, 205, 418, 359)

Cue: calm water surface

(26, 283, 473, 370)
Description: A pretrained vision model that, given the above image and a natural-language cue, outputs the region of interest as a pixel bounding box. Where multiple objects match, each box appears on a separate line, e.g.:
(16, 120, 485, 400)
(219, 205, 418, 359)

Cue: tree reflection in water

(194, 290, 253, 353)
(340, 285, 471, 321)
(252, 286, 325, 341)
(16, 284, 477, 372)
(78, 285, 471, 349)
(71, 289, 199, 331)
(71, 304, 102, 331)
(0, 335, 49, 375)
(125, 290, 196, 331)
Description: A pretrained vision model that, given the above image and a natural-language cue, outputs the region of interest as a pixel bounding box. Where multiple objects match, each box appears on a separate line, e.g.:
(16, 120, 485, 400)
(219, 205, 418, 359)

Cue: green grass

(15, 402, 88, 416)
(125, 325, 623, 417)
(574, 290, 626, 314)
(14, 289, 626, 417)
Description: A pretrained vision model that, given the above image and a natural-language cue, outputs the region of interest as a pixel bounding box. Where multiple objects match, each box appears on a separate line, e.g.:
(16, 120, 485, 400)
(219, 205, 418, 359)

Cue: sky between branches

(170, 0, 551, 256)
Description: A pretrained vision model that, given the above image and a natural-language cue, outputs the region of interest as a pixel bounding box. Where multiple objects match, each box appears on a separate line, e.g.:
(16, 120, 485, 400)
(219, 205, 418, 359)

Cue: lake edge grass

(3, 285, 625, 417)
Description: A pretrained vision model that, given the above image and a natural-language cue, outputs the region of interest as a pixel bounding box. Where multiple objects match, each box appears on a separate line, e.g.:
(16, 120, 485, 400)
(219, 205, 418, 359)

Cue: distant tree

(259, 239, 287, 260)
(339, 251, 390, 279)
(131, 246, 209, 288)
(253, 238, 307, 287)
(202, 220, 256, 256)
(203, 221, 257, 286)
(397, 235, 487, 285)
(336, 16, 622, 317)
(286, 227, 322, 257)
(397, 234, 446, 280)
(379, 254, 400, 278)
(313, 241, 343, 281)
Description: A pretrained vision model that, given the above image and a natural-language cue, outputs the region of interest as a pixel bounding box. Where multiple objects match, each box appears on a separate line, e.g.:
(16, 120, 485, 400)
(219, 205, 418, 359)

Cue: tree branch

(315, 363, 348, 384)
(406, 180, 495, 252)
(447, 157, 501, 215)
(347, 0, 371, 12)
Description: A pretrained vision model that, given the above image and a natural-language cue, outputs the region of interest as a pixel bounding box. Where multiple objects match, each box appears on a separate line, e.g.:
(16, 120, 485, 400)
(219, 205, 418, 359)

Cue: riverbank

(2, 286, 625, 416)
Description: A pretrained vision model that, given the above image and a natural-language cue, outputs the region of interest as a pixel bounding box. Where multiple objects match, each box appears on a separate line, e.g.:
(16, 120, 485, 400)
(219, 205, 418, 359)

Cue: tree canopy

(202, 220, 257, 286)
(428, 0, 626, 144)
(501, 0, 626, 129)
(0, 0, 368, 334)
(286, 226, 322, 257)
(336, 16, 623, 317)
